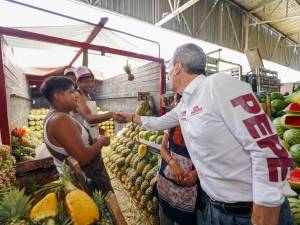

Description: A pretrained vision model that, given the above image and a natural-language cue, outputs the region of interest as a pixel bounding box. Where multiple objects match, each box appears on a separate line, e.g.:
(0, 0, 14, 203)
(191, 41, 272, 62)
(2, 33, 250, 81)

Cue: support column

(159, 62, 166, 115)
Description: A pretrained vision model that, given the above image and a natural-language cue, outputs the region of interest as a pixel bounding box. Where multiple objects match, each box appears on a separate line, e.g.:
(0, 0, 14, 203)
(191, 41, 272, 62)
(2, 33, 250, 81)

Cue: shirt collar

(182, 75, 205, 97)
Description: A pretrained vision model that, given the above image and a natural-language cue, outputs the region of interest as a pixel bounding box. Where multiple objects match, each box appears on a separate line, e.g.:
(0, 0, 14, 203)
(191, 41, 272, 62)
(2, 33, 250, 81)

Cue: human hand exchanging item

(115, 112, 133, 123)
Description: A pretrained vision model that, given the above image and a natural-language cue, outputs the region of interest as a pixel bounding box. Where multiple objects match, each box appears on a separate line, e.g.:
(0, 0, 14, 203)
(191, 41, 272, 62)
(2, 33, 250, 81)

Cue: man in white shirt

(116, 43, 295, 225)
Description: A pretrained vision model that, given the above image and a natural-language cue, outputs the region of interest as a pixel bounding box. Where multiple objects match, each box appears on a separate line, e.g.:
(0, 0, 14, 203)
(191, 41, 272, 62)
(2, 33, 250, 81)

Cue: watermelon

(272, 117, 286, 138)
(271, 92, 284, 101)
(271, 99, 286, 111)
(283, 129, 300, 146)
(282, 114, 300, 128)
(284, 103, 300, 114)
(280, 139, 290, 150)
(288, 168, 300, 190)
(255, 92, 266, 103)
(285, 90, 300, 105)
(275, 111, 286, 118)
(290, 144, 300, 162)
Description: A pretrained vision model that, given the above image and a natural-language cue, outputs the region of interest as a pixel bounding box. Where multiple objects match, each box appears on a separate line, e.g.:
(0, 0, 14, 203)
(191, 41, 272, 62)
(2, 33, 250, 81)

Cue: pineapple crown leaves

(0, 187, 32, 223)
(123, 61, 132, 75)
(55, 201, 72, 225)
(92, 190, 106, 210)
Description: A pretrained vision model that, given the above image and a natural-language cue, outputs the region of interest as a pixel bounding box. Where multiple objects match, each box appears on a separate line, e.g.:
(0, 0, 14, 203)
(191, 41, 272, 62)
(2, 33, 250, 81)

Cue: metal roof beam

(69, 17, 108, 66)
(0, 26, 164, 63)
(249, 14, 300, 25)
(249, 0, 278, 13)
(286, 29, 300, 36)
(155, 0, 199, 26)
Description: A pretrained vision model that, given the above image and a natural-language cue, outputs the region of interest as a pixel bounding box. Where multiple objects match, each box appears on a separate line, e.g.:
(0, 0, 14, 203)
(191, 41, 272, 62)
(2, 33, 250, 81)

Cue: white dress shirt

(141, 73, 295, 207)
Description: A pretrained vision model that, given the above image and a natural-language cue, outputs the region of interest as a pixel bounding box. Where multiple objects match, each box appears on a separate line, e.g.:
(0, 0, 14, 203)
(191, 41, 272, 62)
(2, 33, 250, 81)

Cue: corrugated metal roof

(232, 0, 300, 44)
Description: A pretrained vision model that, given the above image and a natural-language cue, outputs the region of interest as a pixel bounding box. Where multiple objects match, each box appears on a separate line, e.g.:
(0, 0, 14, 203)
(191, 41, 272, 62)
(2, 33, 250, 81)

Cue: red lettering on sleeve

(257, 134, 289, 158)
(231, 93, 261, 114)
(243, 114, 273, 139)
(267, 158, 294, 181)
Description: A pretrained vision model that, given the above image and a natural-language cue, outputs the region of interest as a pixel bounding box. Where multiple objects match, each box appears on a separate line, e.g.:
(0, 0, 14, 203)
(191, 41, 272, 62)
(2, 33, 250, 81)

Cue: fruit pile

(99, 119, 115, 138)
(103, 123, 160, 225)
(0, 145, 16, 189)
(0, 165, 113, 225)
(255, 92, 288, 118)
(28, 108, 49, 142)
(97, 108, 115, 138)
(273, 102, 300, 169)
(11, 127, 42, 162)
(288, 194, 300, 225)
(139, 130, 164, 144)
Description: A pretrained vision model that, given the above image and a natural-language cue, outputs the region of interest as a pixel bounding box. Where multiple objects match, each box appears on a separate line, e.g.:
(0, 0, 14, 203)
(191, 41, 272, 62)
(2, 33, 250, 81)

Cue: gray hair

(172, 43, 206, 75)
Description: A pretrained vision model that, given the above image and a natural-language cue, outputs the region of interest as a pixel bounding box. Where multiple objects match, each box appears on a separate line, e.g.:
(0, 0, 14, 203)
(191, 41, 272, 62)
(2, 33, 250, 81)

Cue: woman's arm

(48, 114, 109, 166)
(160, 131, 185, 183)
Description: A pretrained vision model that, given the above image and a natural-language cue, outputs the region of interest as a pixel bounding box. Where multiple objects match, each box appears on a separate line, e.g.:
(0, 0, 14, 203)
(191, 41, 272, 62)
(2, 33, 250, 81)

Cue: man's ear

(52, 92, 62, 102)
(173, 62, 182, 77)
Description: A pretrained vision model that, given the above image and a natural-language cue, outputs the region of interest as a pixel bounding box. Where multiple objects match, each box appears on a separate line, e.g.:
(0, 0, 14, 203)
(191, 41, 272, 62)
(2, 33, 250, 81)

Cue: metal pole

(160, 62, 166, 115)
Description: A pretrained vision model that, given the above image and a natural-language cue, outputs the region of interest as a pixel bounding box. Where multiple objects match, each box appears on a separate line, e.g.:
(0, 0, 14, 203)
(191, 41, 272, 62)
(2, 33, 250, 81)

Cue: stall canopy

(0, 0, 161, 79)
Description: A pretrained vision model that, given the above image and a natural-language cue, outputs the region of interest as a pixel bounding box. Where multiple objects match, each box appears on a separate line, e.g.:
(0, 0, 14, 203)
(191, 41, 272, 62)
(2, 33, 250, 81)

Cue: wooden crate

(16, 157, 58, 188)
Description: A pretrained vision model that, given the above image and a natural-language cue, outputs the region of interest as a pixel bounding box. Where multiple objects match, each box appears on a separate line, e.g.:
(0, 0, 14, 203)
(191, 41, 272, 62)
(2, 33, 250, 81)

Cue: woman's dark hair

(64, 72, 76, 77)
(175, 93, 182, 102)
(40, 76, 74, 102)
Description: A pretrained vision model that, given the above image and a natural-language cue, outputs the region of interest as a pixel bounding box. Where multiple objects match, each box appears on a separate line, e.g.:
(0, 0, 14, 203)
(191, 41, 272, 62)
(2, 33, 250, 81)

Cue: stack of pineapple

(97, 108, 115, 138)
(99, 119, 115, 138)
(28, 108, 49, 142)
(103, 123, 160, 225)
(0, 145, 16, 189)
(0, 165, 113, 225)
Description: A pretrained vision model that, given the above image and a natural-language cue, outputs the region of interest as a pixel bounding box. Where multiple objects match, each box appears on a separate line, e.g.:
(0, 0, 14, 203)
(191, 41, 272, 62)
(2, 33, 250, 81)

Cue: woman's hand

(169, 159, 185, 183)
(181, 170, 198, 186)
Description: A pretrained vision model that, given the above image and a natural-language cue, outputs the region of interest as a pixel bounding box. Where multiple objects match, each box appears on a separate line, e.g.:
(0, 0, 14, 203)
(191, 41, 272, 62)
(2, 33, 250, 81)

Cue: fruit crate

(243, 67, 280, 92)
(16, 157, 59, 188)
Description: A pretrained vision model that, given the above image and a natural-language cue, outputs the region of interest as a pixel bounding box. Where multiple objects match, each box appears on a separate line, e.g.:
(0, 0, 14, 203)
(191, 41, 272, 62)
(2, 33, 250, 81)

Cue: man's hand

(169, 159, 185, 183)
(115, 112, 133, 123)
(181, 170, 198, 187)
(97, 135, 110, 146)
(251, 203, 281, 225)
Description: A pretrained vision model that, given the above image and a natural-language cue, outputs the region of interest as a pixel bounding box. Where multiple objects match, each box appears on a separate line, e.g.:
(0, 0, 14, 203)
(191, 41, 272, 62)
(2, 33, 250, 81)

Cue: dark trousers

(203, 197, 294, 225)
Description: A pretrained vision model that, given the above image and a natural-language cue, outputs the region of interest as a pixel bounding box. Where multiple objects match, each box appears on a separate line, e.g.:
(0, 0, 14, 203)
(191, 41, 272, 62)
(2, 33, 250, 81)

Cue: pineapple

(92, 190, 106, 219)
(30, 192, 58, 222)
(7, 219, 30, 225)
(61, 165, 99, 225)
(135, 177, 143, 189)
(142, 164, 153, 177)
(138, 144, 147, 158)
(0, 188, 32, 224)
(136, 160, 147, 175)
(0, 145, 16, 189)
